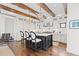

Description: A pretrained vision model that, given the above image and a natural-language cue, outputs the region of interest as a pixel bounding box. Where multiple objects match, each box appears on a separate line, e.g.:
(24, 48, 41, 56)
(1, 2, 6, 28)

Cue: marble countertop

(36, 32, 53, 36)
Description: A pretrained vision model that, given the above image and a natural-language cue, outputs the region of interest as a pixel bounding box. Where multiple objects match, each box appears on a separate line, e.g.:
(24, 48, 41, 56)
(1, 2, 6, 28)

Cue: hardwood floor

(7, 41, 75, 56)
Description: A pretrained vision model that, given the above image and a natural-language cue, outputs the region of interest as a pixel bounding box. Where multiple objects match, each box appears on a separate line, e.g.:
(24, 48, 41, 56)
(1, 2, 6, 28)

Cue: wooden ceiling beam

(37, 3, 56, 17)
(12, 3, 47, 19)
(12, 3, 39, 15)
(0, 4, 39, 20)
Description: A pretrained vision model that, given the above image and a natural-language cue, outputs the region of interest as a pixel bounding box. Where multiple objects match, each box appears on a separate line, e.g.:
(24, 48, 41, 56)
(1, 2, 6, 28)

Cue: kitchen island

(36, 33, 53, 50)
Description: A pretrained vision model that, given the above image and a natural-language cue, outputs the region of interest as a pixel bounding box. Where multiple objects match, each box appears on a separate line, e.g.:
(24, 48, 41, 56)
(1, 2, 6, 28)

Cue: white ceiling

(46, 3, 65, 15)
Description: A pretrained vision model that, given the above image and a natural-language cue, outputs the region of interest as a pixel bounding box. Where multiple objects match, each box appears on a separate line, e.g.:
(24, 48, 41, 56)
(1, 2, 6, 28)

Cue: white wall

(67, 3, 79, 55)
(14, 18, 24, 41)
(0, 13, 16, 39)
(0, 14, 5, 38)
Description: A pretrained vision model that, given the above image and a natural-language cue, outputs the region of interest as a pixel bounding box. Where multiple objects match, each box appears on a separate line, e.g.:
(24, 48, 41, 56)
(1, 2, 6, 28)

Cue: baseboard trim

(67, 52, 78, 56)
(53, 41, 67, 45)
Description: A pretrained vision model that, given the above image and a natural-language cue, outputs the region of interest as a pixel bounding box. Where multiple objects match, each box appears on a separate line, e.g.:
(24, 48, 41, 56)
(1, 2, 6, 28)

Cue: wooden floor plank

(7, 41, 75, 56)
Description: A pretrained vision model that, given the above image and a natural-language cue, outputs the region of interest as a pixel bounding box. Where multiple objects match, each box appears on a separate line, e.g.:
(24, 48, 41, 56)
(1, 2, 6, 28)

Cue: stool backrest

(30, 31, 36, 40)
(25, 31, 29, 38)
(20, 31, 24, 38)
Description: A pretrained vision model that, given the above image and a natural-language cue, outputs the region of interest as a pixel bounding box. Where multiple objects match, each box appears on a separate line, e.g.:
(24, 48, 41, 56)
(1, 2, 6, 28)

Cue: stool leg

(21, 39, 24, 44)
